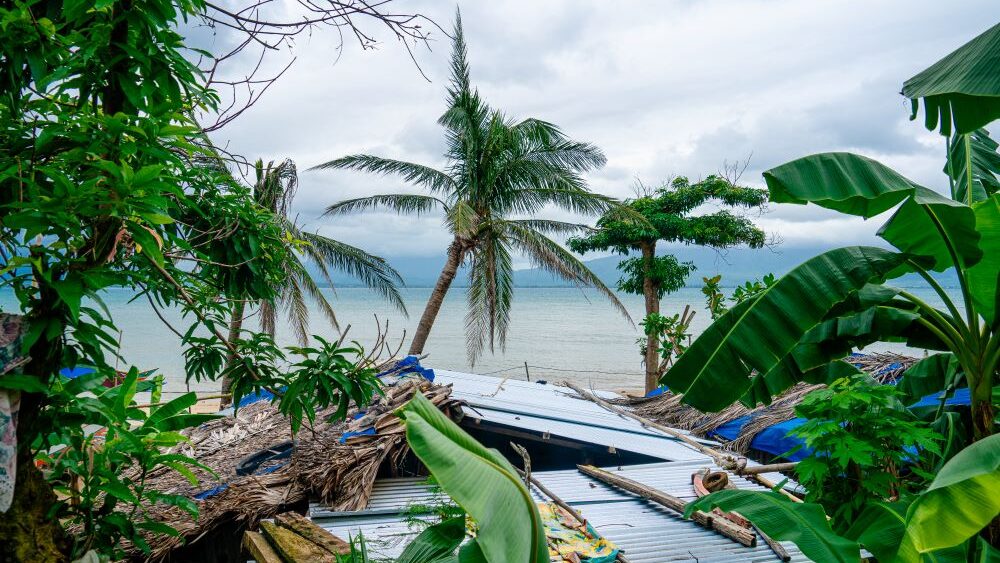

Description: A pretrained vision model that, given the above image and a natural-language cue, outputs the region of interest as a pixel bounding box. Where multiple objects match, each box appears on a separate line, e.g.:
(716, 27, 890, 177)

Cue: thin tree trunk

(219, 300, 247, 408)
(408, 239, 465, 356)
(641, 242, 660, 394)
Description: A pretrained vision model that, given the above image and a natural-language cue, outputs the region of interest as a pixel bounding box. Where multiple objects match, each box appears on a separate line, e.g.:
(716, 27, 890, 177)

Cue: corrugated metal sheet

(434, 369, 713, 462)
(311, 459, 810, 562)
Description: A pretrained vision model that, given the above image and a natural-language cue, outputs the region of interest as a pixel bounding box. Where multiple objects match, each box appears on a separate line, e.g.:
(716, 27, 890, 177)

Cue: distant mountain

(318, 245, 957, 289)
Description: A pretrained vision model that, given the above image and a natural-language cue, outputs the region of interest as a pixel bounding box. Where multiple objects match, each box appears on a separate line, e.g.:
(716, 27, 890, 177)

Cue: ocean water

(0, 285, 952, 395)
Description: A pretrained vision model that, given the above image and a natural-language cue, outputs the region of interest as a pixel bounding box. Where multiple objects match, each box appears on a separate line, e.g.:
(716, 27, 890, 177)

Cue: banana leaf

(898, 434, 1000, 558)
(902, 22, 1000, 136)
(877, 187, 981, 271)
(685, 490, 859, 563)
(843, 501, 908, 563)
(396, 393, 548, 563)
(967, 195, 1000, 326)
(764, 152, 923, 218)
(396, 517, 466, 563)
(946, 129, 1000, 204)
(765, 152, 981, 272)
(897, 353, 962, 407)
(663, 246, 907, 411)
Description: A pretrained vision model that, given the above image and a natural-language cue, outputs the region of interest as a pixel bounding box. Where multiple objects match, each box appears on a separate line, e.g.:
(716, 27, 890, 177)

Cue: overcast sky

(202, 0, 996, 263)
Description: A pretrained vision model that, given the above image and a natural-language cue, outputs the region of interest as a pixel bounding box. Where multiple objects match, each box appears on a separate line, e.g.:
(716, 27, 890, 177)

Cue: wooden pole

(578, 464, 756, 548)
(733, 462, 798, 476)
(749, 473, 803, 504)
(752, 523, 791, 562)
(563, 381, 731, 464)
(523, 361, 530, 382)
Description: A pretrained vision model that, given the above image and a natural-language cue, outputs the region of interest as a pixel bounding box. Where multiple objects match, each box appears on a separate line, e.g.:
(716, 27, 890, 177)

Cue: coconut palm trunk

(220, 300, 246, 408)
(409, 238, 466, 355)
(640, 242, 661, 393)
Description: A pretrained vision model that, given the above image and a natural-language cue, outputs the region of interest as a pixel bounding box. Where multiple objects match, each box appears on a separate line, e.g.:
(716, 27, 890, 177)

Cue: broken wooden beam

(275, 512, 351, 556)
(243, 530, 282, 563)
(578, 464, 756, 548)
(259, 520, 336, 562)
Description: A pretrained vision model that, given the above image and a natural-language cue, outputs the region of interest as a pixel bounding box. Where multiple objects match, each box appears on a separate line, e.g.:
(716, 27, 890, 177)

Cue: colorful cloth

(0, 313, 27, 513)
(539, 502, 619, 563)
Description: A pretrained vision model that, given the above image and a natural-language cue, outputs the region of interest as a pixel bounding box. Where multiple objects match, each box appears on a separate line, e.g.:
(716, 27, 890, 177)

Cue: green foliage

(396, 393, 548, 563)
(898, 434, 1000, 559)
(639, 312, 692, 371)
(686, 489, 860, 563)
(316, 11, 627, 362)
(789, 375, 941, 531)
(617, 256, 694, 298)
(569, 175, 767, 300)
(701, 273, 776, 320)
(0, 0, 386, 556)
(690, 436, 1000, 563)
(36, 368, 216, 559)
(664, 22, 1000, 451)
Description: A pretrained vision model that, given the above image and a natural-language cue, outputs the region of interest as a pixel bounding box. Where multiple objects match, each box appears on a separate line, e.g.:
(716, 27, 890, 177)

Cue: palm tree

(312, 11, 630, 363)
(221, 158, 406, 403)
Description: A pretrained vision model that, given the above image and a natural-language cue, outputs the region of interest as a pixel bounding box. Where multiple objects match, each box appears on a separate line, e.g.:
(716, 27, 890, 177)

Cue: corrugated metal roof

(311, 459, 810, 562)
(433, 369, 713, 462)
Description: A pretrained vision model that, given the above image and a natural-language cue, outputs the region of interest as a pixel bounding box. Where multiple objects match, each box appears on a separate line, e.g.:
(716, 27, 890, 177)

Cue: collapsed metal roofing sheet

(432, 369, 712, 462)
(311, 459, 809, 562)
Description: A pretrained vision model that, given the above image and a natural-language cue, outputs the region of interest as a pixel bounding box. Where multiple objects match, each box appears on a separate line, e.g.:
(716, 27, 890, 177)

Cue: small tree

(569, 176, 768, 392)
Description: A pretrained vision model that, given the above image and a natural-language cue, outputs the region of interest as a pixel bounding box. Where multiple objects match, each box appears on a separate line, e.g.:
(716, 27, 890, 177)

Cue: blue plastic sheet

(339, 427, 376, 444)
(379, 355, 435, 382)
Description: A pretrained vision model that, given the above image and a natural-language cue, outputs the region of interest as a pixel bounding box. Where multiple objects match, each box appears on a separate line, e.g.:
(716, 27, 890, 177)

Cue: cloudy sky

(202, 0, 996, 264)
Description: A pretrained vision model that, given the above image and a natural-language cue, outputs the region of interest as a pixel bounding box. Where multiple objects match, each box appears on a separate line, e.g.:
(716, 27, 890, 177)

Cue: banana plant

(662, 23, 1000, 445)
(394, 393, 548, 563)
(686, 434, 1000, 562)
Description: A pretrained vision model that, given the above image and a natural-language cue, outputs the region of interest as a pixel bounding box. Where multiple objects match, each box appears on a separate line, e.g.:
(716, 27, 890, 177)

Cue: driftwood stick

(514, 466, 587, 526)
(753, 523, 792, 562)
(748, 473, 803, 503)
(578, 465, 756, 548)
(732, 462, 798, 476)
(562, 381, 731, 464)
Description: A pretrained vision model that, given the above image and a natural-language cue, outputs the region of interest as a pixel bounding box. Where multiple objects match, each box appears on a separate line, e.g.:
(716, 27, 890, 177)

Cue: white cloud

(202, 0, 995, 258)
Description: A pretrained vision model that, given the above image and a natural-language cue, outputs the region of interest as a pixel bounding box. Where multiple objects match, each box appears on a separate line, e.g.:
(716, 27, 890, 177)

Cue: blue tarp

(708, 388, 972, 461)
(380, 355, 435, 382)
(59, 366, 95, 378)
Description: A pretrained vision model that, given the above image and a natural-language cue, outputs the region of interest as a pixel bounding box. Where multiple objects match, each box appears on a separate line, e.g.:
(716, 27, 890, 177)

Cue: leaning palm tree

(312, 11, 630, 363)
(221, 158, 406, 403)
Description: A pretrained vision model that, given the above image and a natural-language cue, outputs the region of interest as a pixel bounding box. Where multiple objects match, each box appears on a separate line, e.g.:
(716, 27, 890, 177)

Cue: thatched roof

(621, 352, 917, 456)
(128, 374, 460, 561)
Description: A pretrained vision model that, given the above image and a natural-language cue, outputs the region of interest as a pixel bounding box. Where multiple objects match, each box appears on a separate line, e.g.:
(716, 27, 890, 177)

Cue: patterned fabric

(539, 502, 619, 563)
(0, 313, 27, 513)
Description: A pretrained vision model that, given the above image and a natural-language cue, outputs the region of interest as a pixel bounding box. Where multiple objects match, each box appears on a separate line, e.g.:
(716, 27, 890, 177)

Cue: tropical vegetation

(0, 0, 395, 559)
(568, 175, 768, 391)
(664, 19, 1000, 558)
(314, 11, 630, 363)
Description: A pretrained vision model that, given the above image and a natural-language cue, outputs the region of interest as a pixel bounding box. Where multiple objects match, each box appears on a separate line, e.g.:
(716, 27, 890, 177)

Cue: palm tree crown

(312, 10, 630, 362)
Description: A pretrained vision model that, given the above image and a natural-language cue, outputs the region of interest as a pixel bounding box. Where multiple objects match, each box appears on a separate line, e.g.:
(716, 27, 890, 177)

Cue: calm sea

(0, 285, 951, 395)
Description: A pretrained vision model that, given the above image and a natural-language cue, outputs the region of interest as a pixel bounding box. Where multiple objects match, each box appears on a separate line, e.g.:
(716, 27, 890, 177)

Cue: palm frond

(465, 231, 513, 364)
(292, 262, 340, 338)
(506, 186, 619, 217)
(298, 230, 407, 315)
(507, 219, 594, 235)
(447, 6, 471, 106)
(505, 222, 633, 325)
(445, 200, 479, 239)
(323, 194, 446, 217)
(311, 155, 455, 195)
(281, 266, 311, 345)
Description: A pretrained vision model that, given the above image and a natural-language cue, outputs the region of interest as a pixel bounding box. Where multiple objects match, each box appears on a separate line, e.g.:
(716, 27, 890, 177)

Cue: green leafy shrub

(789, 375, 941, 531)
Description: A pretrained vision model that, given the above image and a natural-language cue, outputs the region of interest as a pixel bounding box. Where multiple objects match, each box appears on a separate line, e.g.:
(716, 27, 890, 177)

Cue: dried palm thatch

(128, 375, 460, 561)
(619, 352, 917, 455)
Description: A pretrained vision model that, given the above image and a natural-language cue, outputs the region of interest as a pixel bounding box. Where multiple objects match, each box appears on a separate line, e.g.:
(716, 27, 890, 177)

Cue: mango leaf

(396, 393, 548, 563)
(902, 22, 1000, 136)
(843, 501, 908, 563)
(877, 187, 981, 271)
(663, 246, 907, 411)
(967, 195, 999, 326)
(685, 489, 859, 563)
(946, 129, 1000, 204)
(764, 152, 922, 218)
(396, 517, 466, 563)
(899, 434, 1000, 557)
